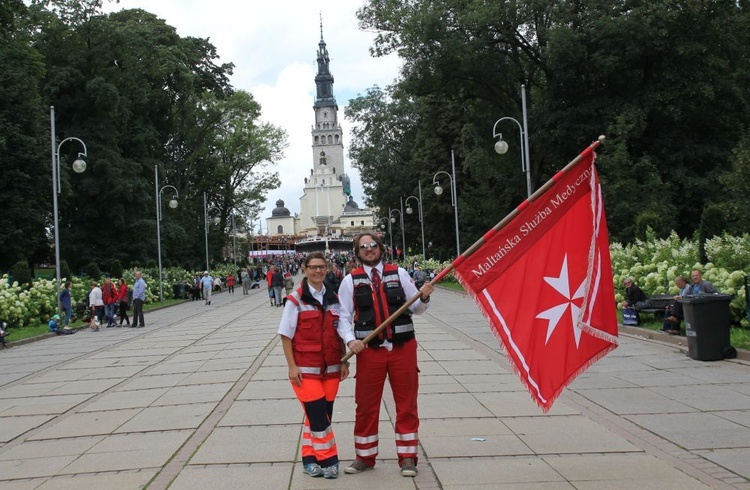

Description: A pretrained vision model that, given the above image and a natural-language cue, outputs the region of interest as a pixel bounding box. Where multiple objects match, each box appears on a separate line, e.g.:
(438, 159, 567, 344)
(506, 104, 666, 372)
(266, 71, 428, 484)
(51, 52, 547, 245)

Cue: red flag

(453, 146, 617, 412)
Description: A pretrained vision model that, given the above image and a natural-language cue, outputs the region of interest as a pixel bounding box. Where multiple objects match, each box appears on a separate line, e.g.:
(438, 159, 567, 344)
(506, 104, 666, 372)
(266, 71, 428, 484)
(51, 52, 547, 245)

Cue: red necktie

(371, 269, 381, 290)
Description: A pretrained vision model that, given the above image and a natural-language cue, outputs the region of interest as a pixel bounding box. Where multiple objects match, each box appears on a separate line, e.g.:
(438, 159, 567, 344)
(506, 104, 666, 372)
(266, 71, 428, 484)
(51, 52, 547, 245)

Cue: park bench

(638, 294, 673, 321)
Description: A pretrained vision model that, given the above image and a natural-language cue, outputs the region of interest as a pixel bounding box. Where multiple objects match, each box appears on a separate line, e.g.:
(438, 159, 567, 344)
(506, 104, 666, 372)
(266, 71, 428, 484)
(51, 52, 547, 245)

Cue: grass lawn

(4, 298, 189, 344)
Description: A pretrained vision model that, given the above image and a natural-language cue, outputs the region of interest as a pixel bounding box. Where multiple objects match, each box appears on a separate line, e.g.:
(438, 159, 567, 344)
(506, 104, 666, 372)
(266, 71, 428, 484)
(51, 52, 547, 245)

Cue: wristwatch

(421, 295, 430, 303)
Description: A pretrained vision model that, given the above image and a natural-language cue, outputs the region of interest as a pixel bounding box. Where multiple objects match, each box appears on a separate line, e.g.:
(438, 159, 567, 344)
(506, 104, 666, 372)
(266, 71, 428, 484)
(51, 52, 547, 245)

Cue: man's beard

(360, 255, 382, 267)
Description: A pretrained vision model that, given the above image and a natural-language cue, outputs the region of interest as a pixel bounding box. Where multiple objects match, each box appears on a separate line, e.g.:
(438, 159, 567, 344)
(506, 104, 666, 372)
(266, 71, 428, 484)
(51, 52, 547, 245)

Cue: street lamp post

(155, 165, 179, 301)
(230, 211, 238, 269)
(379, 216, 393, 257)
(492, 84, 532, 198)
(405, 181, 426, 261)
(432, 149, 460, 256)
(203, 192, 220, 272)
(389, 207, 405, 263)
(50, 106, 88, 309)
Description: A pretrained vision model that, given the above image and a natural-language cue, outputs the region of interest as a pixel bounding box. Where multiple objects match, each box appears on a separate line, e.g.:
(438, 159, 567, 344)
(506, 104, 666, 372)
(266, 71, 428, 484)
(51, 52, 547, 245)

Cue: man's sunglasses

(359, 241, 379, 250)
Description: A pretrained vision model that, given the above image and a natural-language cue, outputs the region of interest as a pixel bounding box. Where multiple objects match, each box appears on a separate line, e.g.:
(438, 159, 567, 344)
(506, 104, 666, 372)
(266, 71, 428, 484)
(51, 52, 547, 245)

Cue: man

(132, 271, 146, 328)
(201, 271, 214, 305)
(619, 277, 649, 310)
(662, 276, 690, 334)
(690, 269, 718, 295)
(102, 277, 118, 328)
(271, 266, 285, 306)
(413, 266, 427, 289)
(338, 233, 434, 478)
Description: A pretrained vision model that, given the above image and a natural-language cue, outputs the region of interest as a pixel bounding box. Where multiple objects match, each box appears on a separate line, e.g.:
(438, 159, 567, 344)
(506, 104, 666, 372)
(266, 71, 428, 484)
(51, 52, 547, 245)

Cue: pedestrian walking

(116, 278, 130, 327)
(201, 271, 213, 305)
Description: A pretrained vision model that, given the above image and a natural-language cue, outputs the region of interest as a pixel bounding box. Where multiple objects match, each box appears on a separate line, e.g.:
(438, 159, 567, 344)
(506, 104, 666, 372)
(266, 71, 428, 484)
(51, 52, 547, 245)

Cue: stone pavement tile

(503, 415, 641, 454)
(117, 373, 189, 391)
(291, 461, 418, 489)
(419, 393, 495, 419)
(170, 463, 293, 490)
(78, 356, 157, 367)
(325, 397, 389, 425)
(584, 357, 656, 374)
(191, 426, 301, 463)
(146, 361, 206, 376)
(60, 430, 191, 474)
(568, 374, 636, 390)
(46, 378, 124, 396)
(20, 370, 90, 384)
(448, 483, 575, 490)
(417, 361, 450, 376)
(696, 448, 750, 479)
(677, 364, 750, 384)
(0, 436, 104, 461)
(0, 394, 92, 416)
(78, 365, 147, 380)
(0, 415, 56, 443)
(611, 371, 702, 388)
(28, 408, 141, 440)
(250, 366, 288, 381)
(79, 387, 170, 412)
(200, 359, 253, 371)
(0, 383, 66, 399)
(419, 380, 468, 394)
(431, 456, 564, 487)
(473, 392, 579, 417)
(261, 353, 288, 367)
(0, 455, 78, 479)
(439, 360, 508, 376)
(427, 349, 489, 362)
(114, 402, 216, 432)
(151, 382, 233, 406)
(0, 478, 47, 489)
(419, 340, 469, 351)
(543, 453, 711, 489)
(237, 380, 296, 400)
(656, 384, 750, 411)
(715, 409, 750, 428)
(625, 412, 750, 450)
(419, 418, 531, 457)
(176, 369, 245, 386)
(725, 382, 750, 396)
(574, 387, 695, 415)
(36, 469, 158, 490)
(218, 399, 301, 426)
(452, 373, 523, 393)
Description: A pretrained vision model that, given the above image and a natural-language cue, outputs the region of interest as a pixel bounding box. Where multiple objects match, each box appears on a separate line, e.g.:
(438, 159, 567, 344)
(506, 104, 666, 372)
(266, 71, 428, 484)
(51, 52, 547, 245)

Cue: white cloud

(105, 0, 401, 221)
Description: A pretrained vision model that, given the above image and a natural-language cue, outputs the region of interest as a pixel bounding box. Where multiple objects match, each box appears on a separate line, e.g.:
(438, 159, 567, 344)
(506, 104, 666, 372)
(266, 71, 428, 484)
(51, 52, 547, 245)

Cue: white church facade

(265, 25, 374, 251)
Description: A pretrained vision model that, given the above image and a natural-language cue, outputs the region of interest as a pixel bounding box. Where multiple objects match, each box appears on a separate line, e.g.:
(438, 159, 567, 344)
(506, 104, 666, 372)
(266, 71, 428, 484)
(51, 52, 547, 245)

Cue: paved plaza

(0, 286, 748, 489)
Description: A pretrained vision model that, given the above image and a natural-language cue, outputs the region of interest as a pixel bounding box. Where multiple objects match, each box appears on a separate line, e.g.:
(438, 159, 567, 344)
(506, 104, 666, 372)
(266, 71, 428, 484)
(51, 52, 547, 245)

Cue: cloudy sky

(103, 0, 401, 228)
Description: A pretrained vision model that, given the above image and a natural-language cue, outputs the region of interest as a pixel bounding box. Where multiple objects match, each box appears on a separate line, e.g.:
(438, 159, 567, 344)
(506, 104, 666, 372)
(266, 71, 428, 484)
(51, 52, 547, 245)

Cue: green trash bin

(172, 283, 186, 299)
(676, 294, 735, 361)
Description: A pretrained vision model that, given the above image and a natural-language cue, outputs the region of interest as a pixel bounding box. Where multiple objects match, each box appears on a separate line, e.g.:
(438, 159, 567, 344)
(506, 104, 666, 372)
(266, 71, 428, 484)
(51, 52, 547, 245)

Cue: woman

(116, 278, 130, 327)
(278, 252, 357, 480)
(58, 281, 73, 328)
(88, 281, 103, 331)
(226, 273, 235, 295)
(283, 271, 294, 296)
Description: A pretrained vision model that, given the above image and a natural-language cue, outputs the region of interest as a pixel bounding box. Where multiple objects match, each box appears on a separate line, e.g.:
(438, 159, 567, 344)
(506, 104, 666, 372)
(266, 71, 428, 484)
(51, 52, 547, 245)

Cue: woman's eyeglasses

(307, 265, 327, 271)
(359, 242, 379, 250)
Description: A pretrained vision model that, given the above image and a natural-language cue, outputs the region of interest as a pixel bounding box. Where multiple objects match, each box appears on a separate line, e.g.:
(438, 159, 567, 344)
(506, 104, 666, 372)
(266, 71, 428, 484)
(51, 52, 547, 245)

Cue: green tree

(0, 1, 49, 270)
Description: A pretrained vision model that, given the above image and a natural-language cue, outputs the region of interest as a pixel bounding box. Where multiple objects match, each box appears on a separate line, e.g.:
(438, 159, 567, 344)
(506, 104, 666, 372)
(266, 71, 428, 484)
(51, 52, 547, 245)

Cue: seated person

(213, 276, 223, 292)
(662, 275, 690, 334)
(689, 269, 718, 295)
(619, 277, 650, 310)
(49, 314, 74, 335)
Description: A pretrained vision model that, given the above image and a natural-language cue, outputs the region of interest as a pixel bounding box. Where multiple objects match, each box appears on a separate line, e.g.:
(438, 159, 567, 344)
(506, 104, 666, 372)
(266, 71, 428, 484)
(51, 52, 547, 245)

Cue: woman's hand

(288, 365, 302, 386)
(340, 363, 350, 380)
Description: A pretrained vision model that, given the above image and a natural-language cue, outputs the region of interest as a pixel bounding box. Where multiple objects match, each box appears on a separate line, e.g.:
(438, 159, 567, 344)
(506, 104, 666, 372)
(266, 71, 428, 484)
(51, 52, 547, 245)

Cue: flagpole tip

(597, 135, 606, 144)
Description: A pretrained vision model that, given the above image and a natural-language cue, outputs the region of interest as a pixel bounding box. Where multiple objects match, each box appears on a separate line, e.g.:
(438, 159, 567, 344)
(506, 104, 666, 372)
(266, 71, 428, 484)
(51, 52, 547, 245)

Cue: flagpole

(342, 135, 605, 362)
